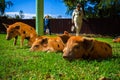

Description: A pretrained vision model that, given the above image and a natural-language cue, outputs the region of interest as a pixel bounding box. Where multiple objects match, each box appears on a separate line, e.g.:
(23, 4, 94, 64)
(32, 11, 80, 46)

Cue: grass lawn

(0, 34, 120, 80)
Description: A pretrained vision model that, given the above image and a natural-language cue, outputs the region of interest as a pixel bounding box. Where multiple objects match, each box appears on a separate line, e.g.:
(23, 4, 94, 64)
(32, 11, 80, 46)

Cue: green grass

(0, 34, 120, 80)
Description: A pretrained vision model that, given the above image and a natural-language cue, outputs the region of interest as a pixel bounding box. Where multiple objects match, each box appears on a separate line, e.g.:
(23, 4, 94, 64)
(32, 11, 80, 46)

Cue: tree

(14, 10, 24, 19)
(15, 14, 20, 19)
(97, 0, 120, 17)
(62, 0, 87, 15)
(19, 10, 24, 19)
(62, 0, 120, 18)
(0, 0, 13, 16)
(57, 15, 62, 18)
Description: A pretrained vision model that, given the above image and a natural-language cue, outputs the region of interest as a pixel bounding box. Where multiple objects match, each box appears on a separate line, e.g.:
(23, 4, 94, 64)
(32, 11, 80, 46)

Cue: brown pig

(2, 22, 37, 47)
(30, 31, 72, 52)
(63, 36, 112, 60)
(113, 36, 120, 42)
(30, 36, 65, 52)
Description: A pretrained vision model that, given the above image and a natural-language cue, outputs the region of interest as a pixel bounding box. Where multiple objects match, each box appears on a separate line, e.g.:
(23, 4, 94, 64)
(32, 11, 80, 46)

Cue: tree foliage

(63, 0, 87, 15)
(97, 0, 120, 17)
(0, 0, 13, 16)
(19, 10, 24, 19)
(62, 0, 120, 18)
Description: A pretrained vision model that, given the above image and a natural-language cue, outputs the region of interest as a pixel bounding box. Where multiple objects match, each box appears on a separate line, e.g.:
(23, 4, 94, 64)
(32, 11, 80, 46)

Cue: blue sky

(5, 0, 71, 18)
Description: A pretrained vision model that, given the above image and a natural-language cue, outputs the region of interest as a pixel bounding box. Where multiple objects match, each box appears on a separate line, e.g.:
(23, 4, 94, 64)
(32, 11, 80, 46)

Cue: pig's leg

(14, 36, 18, 45)
(20, 36, 25, 47)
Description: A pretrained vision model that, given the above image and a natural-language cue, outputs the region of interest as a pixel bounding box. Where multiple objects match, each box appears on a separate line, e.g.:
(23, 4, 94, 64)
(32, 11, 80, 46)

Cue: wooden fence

(0, 18, 120, 36)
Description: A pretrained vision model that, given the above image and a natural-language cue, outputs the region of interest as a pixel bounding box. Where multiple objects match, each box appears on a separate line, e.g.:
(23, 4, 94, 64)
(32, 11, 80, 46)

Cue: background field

(0, 34, 120, 80)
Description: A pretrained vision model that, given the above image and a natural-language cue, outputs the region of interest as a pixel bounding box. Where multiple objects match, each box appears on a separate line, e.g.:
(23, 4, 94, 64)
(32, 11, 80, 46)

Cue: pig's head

(30, 37, 49, 52)
(2, 23, 20, 40)
(63, 36, 94, 60)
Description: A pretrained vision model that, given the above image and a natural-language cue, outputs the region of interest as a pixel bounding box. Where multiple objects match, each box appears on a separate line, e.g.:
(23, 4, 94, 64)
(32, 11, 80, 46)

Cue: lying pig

(113, 36, 120, 42)
(2, 22, 37, 47)
(63, 36, 112, 60)
(30, 31, 71, 52)
(30, 36, 65, 52)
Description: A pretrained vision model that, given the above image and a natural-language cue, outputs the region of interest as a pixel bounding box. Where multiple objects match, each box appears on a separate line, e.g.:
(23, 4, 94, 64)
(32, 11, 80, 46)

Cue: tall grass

(0, 34, 120, 80)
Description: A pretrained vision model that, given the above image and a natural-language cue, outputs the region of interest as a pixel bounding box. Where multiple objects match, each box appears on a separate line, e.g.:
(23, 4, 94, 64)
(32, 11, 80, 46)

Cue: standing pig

(63, 36, 112, 60)
(3, 22, 37, 47)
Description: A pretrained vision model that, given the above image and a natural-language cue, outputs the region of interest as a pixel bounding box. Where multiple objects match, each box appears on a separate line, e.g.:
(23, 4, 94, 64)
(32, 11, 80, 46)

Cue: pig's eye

(10, 31, 14, 33)
(74, 45, 80, 49)
(34, 45, 39, 48)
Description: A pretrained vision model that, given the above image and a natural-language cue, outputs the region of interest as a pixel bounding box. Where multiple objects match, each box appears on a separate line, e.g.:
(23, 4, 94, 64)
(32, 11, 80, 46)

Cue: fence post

(36, 0, 44, 35)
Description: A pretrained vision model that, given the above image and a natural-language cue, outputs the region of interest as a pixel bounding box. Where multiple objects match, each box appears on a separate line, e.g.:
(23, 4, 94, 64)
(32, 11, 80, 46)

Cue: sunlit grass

(0, 34, 120, 80)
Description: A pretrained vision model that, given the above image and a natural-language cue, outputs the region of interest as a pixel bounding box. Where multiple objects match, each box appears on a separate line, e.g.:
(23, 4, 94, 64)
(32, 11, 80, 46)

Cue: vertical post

(36, 0, 44, 35)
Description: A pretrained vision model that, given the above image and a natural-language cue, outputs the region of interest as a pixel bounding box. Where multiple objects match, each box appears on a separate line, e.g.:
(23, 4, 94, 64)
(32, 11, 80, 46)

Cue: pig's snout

(63, 55, 68, 58)
(6, 36, 11, 40)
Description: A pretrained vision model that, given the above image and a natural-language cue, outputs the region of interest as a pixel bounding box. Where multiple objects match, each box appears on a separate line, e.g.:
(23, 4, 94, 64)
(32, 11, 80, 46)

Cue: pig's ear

(41, 38, 48, 47)
(82, 37, 94, 50)
(2, 23, 9, 29)
(64, 31, 69, 35)
(15, 26, 20, 29)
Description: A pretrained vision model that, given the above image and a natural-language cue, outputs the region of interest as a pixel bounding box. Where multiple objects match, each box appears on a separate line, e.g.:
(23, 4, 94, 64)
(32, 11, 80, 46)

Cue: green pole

(36, 0, 44, 35)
